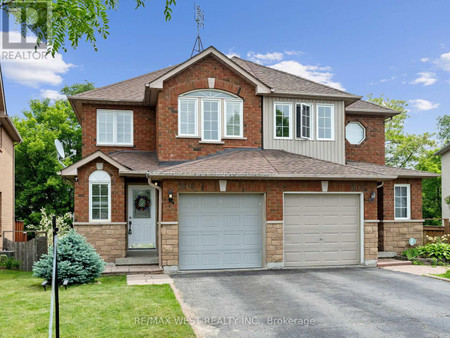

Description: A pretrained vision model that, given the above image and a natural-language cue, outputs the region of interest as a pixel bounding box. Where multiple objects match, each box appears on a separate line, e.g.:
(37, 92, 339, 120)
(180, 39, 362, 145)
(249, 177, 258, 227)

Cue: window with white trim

(97, 109, 133, 146)
(316, 104, 334, 140)
(394, 184, 410, 220)
(346, 122, 366, 144)
(274, 103, 292, 139)
(178, 98, 198, 136)
(202, 100, 220, 141)
(296, 103, 312, 139)
(178, 89, 243, 141)
(224, 101, 243, 137)
(89, 170, 111, 222)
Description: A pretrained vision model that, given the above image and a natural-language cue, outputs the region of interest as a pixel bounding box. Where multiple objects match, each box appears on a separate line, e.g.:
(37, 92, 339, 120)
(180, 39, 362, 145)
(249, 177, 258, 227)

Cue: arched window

(89, 170, 111, 222)
(178, 89, 244, 141)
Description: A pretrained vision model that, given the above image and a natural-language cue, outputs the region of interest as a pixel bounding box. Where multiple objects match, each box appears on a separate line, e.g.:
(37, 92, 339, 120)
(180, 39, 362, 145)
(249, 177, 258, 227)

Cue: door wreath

(135, 195, 150, 211)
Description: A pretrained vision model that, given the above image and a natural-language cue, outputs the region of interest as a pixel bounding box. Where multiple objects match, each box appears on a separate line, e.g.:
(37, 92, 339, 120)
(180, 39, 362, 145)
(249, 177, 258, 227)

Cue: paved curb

(169, 283, 206, 338)
(424, 274, 450, 283)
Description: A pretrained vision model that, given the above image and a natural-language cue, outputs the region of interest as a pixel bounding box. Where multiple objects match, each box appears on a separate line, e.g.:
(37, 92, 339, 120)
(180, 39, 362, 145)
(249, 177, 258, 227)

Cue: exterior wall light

(369, 190, 376, 202)
(168, 189, 174, 204)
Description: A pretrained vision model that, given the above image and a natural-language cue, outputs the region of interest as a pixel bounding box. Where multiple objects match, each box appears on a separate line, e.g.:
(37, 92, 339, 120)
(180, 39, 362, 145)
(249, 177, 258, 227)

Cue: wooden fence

(2, 232, 47, 271)
(423, 218, 450, 244)
(14, 221, 27, 242)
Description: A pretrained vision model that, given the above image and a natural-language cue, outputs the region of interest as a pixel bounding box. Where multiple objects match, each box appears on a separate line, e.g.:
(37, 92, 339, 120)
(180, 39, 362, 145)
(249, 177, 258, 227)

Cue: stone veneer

(364, 222, 379, 261)
(161, 224, 179, 267)
(266, 222, 283, 263)
(380, 221, 423, 254)
(75, 223, 127, 262)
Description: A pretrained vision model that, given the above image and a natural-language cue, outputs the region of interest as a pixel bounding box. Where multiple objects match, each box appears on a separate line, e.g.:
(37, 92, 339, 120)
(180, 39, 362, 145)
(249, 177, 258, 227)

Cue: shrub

(425, 235, 449, 244)
(0, 255, 20, 270)
(33, 230, 105, 284)
(417, 242, 450, 261)
(28, 208, 72, 240)
(402, 248, 419, 260)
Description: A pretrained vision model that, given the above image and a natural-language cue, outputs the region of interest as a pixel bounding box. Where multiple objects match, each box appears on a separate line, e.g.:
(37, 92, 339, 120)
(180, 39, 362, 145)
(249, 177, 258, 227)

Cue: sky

(2, 0, 450, 136)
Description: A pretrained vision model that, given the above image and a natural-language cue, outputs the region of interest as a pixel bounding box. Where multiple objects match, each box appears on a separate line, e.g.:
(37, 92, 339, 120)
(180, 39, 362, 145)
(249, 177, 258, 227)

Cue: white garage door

(179, 194, 263, 270)
(284, 194, 361, 267)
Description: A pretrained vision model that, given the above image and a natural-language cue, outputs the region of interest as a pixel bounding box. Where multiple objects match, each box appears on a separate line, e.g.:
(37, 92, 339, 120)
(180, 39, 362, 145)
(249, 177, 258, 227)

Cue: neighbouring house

(0, 67, 22, 250)
(436, 145, 450, 220)
(61, 46, 437, 272)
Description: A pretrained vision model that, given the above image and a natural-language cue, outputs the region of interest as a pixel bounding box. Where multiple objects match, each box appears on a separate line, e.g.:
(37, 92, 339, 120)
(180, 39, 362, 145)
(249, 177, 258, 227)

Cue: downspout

(146, 172, 163, 268)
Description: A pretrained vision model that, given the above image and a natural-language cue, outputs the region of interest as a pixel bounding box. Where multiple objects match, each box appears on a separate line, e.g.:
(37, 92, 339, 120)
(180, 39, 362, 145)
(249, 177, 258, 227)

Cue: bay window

(97, 109, 133, 146)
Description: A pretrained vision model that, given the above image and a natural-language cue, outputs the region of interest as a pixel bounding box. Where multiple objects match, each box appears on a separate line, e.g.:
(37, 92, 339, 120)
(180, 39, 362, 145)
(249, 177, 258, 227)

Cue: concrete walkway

(127, 273, 173, 285)
(380, 264, 448, 276)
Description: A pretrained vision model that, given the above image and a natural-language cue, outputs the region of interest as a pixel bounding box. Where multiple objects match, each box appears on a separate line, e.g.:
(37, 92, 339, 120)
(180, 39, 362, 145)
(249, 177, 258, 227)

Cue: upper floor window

(316, 104, 334, 140)
(89, 170, 111, 222)
(296, 103, 312, 139)
(178, 90, 243, 142)
(346, 122, 366, 145)
(394, 184, 410, 220)
(97, 109, 133, 146)
(274, 103, 292, 139)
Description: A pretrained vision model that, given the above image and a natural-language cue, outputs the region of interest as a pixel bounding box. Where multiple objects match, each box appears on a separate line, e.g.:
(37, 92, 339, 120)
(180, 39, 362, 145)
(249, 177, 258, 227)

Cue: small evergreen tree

(33, 230, 105, 284)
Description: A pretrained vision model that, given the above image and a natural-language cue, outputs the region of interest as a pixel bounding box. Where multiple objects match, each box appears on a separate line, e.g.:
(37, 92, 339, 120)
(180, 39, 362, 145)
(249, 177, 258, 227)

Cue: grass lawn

(0, 270, 194, 337)
(434, 269, 450, 280)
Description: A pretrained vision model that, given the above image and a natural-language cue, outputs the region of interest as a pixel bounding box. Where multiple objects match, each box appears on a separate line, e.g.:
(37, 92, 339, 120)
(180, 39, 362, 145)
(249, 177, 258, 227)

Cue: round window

(346, 122, 366, 144)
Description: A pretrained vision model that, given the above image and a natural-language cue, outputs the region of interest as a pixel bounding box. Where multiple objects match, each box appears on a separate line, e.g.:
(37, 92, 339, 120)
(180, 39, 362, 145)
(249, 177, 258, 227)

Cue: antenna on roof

(191, 3, 204, 57)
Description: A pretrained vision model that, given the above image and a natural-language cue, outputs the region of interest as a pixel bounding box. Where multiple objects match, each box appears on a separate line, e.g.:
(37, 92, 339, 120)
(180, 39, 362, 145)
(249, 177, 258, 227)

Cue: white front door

(127, 185, 156, 249)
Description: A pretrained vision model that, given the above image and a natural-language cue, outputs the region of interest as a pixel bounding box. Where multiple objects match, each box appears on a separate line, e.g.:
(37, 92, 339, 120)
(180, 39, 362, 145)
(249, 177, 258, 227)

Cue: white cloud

(410, 72, 437, 86)
(270, 60, 345, 91)
(420, 57, 430, 63)
(40, 89, 67, 101)
(409, 99, 440, 111)
(284, 50, 304, 56)
(434, 52, 450, 72)
(0, 31, 74, 88)
(226, 52, 240, 58)
(247, 51, 284, 64)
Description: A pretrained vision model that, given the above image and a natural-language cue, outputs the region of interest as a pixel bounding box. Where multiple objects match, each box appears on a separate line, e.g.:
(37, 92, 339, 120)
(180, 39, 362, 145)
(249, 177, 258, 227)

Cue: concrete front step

(115, 256, 159, 265)
(378, 251, 397, 258)
(103, 264, 163, 276)
(377, 259, 412, 267)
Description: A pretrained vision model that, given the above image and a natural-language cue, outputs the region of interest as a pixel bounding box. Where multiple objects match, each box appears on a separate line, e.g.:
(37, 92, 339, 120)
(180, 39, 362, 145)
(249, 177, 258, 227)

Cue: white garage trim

(283, 192, 365, 265)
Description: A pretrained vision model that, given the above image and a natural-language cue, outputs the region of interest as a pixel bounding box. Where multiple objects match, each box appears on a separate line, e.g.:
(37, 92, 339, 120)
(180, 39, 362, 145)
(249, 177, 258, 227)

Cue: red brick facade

(381, 178, 423, 221)
(156, 55, 262, 162)
(74, 160, 125, 223)
(81, 104, 156, 157)
(345, 114, 386, 165)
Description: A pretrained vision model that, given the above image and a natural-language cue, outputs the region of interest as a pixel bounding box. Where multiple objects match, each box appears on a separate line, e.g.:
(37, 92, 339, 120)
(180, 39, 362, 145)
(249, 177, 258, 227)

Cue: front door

(127, 185, 156, 249)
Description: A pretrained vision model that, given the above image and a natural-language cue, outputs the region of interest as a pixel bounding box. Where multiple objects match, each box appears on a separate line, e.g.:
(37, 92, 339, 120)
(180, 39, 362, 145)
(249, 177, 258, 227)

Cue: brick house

(0, 67, 22, 249)
(61, 47, 437, 272)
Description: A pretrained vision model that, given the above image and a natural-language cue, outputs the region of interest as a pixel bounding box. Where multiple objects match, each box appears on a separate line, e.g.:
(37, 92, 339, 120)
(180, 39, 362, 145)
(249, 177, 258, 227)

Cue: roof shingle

(347, 161, 439, 178)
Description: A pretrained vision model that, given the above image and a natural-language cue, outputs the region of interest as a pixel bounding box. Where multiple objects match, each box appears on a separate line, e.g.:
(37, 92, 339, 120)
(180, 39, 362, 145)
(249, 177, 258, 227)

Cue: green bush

(0, 255, 20, 270)
(417, 243, 450, 261)
(32, 230, 105, 284)
(402, 248, 419, 260)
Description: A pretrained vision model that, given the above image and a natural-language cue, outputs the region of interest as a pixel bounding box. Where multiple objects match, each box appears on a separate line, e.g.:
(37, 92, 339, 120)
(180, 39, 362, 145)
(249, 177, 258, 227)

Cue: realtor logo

(1, 1, 52, 51)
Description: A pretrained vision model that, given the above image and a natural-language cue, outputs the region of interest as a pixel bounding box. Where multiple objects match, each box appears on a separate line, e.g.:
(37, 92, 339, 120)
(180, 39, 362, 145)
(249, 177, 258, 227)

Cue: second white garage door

(179, 194, 263, 270)
(284, 194, 361, 267)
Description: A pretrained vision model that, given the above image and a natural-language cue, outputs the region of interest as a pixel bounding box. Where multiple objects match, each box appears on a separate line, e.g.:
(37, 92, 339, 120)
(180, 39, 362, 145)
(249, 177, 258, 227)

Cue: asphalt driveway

(172, 267, 450, 337)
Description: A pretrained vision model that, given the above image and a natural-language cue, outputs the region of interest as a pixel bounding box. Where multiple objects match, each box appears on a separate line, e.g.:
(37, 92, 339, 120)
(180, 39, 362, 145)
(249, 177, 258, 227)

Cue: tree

(14, 82, 94, 226)
(437, 115, 450, 144)
(367, 94, 436, 168)
(1, 0, 177, 56)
